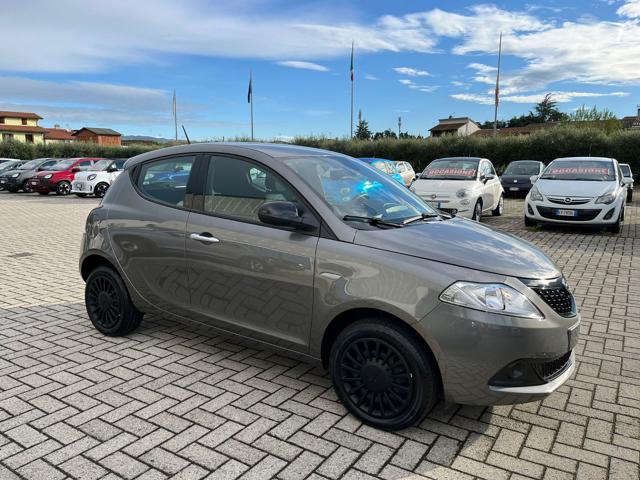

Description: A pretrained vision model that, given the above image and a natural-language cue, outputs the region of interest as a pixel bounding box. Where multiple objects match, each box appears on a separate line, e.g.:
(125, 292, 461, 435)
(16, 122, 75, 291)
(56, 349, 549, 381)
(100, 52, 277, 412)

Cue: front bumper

(501, 181, 532, 194)
(29, 178, 55, 193)
(525, 198, 621, 225)
(418, 285, 579, 405)
(417, 194, 473, 218)
(71, 180, 95, 194)
(0, 176, 22, 189)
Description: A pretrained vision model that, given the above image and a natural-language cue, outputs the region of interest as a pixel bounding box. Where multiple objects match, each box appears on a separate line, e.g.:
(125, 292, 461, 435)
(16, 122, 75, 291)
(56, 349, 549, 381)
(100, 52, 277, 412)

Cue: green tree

(373, 129, 398, 140)
(569, 105, 617, 122)
(533, 93, 568, 123)
(355, 110, 372, 140)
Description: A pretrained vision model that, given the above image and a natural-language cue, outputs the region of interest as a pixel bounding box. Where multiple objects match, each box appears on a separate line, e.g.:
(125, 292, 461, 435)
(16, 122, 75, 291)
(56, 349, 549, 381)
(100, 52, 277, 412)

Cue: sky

(2, 0, 640, 140)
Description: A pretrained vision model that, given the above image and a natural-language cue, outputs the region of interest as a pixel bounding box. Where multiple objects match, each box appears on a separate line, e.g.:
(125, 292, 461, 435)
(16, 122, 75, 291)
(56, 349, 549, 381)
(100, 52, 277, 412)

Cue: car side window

(203, 156, 300, 224)
(40, 160, 57, 169)
(77, 161, 92, 171)
(397, 163, 406, 173)
(488, 162, 497, 176)
(137, 155, 196, 207)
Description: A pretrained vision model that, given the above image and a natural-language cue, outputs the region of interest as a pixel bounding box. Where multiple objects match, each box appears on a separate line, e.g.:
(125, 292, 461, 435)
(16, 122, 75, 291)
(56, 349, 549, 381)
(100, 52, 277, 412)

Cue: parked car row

(0, 157, 126, 197)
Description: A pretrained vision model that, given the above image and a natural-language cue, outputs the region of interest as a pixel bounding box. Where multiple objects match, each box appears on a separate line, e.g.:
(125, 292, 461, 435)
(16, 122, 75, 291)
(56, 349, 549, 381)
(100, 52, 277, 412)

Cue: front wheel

(608, 206, 623, 234)
(472, 200, 482, 221)
(22, 180, 33, 193)
(85, 266, 143, 336)
(75, 193, 88, 198)
(627, 189, 633, 203)
(492, 194, 504, 216)
(56, 181, 71, 195)
(330, 319, 439, 431)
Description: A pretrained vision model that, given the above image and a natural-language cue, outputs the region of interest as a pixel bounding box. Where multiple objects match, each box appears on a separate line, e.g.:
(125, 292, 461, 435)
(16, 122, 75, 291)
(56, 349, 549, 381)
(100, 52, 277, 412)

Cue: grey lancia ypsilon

(80, 144, 580, 430)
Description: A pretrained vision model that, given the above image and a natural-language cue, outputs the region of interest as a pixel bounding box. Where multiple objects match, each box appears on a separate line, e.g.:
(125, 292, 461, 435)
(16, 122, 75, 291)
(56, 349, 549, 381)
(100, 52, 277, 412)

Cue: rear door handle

(190, 233, 220, 244)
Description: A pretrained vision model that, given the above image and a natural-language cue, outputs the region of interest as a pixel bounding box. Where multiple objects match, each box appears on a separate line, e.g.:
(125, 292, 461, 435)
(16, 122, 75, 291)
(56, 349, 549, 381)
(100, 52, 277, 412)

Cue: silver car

(80, 144, 580, 430)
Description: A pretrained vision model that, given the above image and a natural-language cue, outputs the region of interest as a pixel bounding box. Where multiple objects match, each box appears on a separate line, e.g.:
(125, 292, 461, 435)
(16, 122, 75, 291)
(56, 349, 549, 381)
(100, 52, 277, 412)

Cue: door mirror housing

(621, 177, 632, 186)
(71, 167, 80, 173)
(530, 175, 540, 183)
(258, 201, 317, 231)
(107, 165, 118, 172)
(482, 173, 495, 183)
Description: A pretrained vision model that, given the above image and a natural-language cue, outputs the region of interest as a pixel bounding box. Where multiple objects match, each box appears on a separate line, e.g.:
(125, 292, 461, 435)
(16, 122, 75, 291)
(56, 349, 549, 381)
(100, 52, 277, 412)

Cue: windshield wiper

(342, 215, 403, 228)
(402, 213, 441, 225)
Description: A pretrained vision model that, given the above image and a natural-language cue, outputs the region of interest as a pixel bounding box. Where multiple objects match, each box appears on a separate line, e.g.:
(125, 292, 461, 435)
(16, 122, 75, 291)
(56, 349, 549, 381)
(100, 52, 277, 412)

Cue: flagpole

(249, 70, 254, 141)
(173, 89, 178, 141)
(350, 41, 354, 138)
(493, 32, 502, 136)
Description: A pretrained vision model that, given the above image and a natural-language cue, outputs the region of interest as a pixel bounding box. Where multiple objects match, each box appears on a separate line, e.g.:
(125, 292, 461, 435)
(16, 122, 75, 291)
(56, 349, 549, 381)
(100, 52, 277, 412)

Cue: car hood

(354, 217, 560, 279)
(35, 170, 65, 178)
(412, 179, 478, 194)
(534, 179, 616, 197)
(1, 169, 35, 178)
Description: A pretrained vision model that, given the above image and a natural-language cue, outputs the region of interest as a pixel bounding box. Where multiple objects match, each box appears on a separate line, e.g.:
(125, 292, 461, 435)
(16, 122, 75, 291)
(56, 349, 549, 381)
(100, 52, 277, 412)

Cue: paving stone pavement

(0, 189, 639, 480)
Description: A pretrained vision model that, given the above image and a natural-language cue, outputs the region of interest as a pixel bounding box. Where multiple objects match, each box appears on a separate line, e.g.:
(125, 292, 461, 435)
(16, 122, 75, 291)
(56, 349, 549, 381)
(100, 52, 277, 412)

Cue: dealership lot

(0, 192, 638, 480)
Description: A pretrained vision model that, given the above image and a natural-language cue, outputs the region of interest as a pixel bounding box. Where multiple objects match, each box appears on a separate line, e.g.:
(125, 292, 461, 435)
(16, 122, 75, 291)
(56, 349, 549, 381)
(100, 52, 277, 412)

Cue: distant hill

(122, 135, 174, 143)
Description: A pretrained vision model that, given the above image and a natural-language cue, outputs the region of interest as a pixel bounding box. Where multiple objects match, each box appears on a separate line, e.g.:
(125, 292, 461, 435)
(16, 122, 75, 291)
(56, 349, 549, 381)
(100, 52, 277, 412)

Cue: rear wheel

(492, 194, 504, 216)
(330, 318, 439, 430)
(6, 186, 18, 193)
(94, 182, 109, 198)
(472, 200, 482, 221)
(85, 266, 143, 336)
(75, 193, 88, 198)
(627, 188, 633, 203)
(56, 181, 71, 196)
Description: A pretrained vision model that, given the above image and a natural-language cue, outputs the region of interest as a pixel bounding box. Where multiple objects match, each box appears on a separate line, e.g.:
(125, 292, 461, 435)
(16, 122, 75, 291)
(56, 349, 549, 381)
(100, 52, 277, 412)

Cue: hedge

(293, 126, 640, 173)
(2, 125, 639, 173)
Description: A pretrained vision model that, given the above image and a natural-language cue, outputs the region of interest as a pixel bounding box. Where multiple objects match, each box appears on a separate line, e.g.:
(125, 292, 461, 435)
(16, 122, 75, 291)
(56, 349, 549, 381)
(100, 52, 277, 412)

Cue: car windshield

(540, 159, 615, 181)
(114, 159, 127, 169)
(420, 159, 479, 180)
(89, 160, 110, 171)
(50, 159, 76, 171)
(0, 161, 21, 171)
(620, 165, 632, 177)
(504, 162, 541, 175)
(19, 159, 48, 170)
(282, 155, 438, 224)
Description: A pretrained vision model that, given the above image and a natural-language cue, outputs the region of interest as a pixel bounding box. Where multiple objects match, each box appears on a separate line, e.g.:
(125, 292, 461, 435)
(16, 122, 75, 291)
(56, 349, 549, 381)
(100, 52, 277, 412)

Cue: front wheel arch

(81, 254, 117, 281)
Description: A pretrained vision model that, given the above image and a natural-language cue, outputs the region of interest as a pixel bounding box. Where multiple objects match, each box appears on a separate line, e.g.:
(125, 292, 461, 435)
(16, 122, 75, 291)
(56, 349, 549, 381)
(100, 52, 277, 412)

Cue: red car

(29, 157, 103, 195)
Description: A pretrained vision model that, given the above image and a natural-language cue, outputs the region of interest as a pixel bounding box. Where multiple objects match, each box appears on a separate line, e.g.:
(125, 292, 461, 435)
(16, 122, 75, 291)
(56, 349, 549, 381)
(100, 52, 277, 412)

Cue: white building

(429, 116, 481, 137)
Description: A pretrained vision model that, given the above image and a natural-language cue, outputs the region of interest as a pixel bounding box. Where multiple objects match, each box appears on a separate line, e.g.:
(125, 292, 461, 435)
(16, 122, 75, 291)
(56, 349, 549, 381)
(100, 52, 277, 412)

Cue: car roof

(125, 143, 348, 170)
(507, 160, 542, 163)
(359, 157, 394, 163)
(432, 157, 485, 161)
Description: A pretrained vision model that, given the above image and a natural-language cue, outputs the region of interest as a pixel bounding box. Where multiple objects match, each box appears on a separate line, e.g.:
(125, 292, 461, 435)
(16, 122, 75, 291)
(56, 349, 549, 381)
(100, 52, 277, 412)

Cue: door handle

(190, 233, 220, 244)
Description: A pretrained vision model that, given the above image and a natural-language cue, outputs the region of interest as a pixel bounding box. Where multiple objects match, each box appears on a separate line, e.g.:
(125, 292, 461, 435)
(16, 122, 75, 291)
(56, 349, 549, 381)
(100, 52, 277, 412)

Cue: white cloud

(468, 63, 497, 74)
(393, 67, 430, 77)
(276, 61, 329, 72)
(450, 90, 629, 105)
(398, 78, 438, 92)
(617, 0, 640, 17)
(0, 0, 437, 72)
(399, 79, 414, 85)
(364, 74, 380, 80)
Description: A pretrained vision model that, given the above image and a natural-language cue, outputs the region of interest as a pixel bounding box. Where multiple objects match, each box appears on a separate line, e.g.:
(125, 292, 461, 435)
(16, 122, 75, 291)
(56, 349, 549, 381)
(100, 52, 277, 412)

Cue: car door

(478, 161, 494, 209)
(185, 154, 319, 352)
(109, 154, 198, 317)
(487, 161, 502, 208)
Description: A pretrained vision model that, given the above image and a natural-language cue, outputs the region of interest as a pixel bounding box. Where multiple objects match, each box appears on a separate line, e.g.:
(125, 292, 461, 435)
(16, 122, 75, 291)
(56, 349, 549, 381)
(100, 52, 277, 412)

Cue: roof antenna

(182, 125, 191, 144)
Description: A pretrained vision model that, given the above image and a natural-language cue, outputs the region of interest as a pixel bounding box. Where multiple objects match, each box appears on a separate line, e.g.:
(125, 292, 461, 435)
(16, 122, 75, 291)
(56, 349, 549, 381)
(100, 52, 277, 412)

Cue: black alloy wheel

(22, 180, 33, 193)
(85, 266, 143, 336)
(330, 319, 438, 430)
(56, 181, 71, 195)
(94, 183, 109, 198)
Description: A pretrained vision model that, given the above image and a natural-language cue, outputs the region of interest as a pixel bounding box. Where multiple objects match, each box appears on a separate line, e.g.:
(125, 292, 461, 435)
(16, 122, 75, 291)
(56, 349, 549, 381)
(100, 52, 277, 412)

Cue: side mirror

(482, 173, 494, 183)
(530, 175, 539, 183)
(621, 177, 632, 185)
(258, 201, 317, 231)
(71, 167, 80, 173)
(107, 166, 118, 172)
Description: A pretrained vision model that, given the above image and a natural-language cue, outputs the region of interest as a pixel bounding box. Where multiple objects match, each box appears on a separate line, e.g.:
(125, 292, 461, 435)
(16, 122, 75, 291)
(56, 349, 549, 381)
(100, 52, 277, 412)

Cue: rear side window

(203, 156, 299, 224)
(76, 160, 92, 171)
(137, 155, 196, 207)
(620, 165, 631, 177)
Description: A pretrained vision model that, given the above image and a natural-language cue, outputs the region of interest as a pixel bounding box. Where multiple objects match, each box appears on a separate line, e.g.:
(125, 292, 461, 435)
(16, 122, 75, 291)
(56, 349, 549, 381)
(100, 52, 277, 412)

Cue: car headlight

(440, 282, 543, 319)
(87, 174, 97, 181)
(456, 188, 469, 198)
(11, 173, 19, 178)
(595, 191, 615, 204)
(44, 173, 53, 179)
(529, 186, 543, 202)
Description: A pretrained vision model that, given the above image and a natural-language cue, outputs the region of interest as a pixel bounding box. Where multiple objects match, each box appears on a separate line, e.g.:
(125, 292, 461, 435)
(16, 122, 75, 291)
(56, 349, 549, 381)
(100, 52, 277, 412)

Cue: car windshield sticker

(548, 167, 610, 175)
(426, 168, 476, 177)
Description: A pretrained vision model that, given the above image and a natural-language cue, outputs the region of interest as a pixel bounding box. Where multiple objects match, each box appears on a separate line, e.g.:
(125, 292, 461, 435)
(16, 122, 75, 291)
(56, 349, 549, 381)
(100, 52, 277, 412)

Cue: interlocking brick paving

(0, 189, 638, 480)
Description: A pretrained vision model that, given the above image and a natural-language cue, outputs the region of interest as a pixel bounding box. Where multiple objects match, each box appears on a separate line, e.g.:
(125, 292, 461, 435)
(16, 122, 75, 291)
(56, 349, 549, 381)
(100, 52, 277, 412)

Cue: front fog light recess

(440, 282, 543, 319)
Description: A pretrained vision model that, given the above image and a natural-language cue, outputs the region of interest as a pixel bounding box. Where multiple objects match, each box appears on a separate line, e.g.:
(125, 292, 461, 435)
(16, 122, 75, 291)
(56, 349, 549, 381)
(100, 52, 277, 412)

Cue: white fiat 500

(524, 157, 626, 233)
(72, 158, 126, 198)
(412, 157, 504, 221)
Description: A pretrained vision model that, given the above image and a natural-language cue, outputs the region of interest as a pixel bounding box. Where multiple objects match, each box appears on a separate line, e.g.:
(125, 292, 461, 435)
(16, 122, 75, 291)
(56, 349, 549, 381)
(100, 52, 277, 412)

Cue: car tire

(94, 182, 109, 198)
(627, 189, 633, 203)
(75, 193, 88, 198)
(524, 215, 536, 227)
(56, 181, 71, 196)
(85, 266, 143, 336)
(609, 207, 623, 234)
(22, 180, 33, 193)
(329, 318, 439, 431)
(472, 200, 482, 221)
(492, 194, 504, 216)
(38, 191, 49, 195)
(6, 186, 18, 193)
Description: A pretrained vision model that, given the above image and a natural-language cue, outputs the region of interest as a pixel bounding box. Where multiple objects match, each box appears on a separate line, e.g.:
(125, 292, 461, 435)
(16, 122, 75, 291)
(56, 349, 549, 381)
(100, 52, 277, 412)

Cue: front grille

(532, 286, 575, 316)
(547, 196, 592, 205)
(532, 352, 572, 382)
(537, 206, 600, 221)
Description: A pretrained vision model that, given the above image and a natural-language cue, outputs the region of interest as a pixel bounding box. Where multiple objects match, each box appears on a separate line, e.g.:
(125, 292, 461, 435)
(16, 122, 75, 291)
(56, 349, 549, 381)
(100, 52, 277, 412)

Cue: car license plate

(31, 181, 38, 186)
(556, 209, 576, 217)
(509, 187, 519, 191)
(0, 179, 6, 184)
